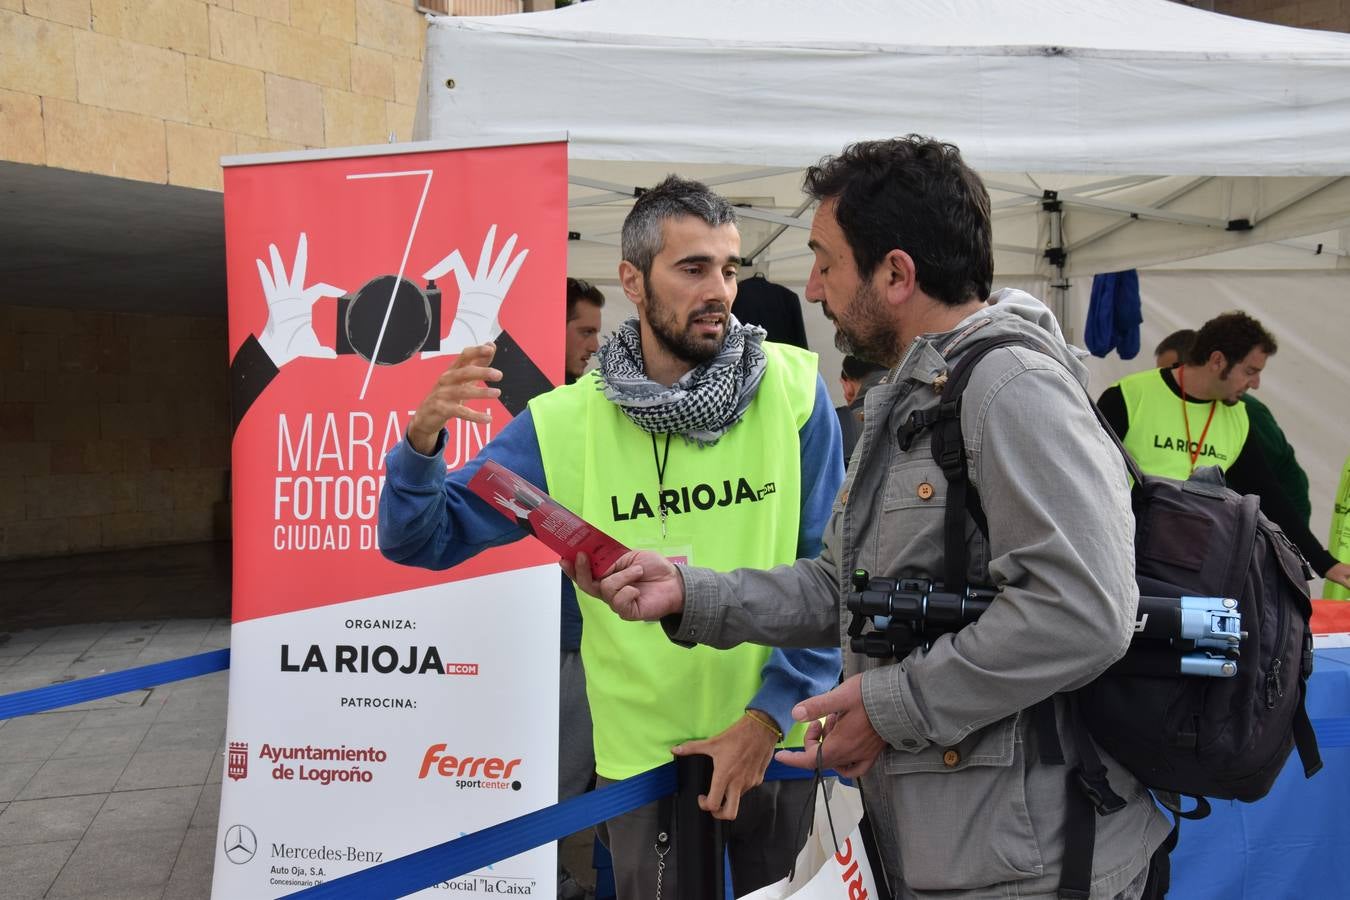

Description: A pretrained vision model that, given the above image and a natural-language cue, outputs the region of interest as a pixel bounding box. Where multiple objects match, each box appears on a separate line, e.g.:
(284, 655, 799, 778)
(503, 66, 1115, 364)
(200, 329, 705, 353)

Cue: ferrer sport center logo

(419, 745, 523, 791)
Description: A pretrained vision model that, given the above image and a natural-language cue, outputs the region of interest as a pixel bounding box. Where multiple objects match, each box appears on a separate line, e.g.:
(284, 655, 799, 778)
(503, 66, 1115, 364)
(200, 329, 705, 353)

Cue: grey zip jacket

(674, 291, 1171, 898)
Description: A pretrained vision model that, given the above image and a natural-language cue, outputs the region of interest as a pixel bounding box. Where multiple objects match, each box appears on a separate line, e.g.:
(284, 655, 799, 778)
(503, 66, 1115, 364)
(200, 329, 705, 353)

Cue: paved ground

(0, 543, 232, 900)
(0, 541, 597, 899)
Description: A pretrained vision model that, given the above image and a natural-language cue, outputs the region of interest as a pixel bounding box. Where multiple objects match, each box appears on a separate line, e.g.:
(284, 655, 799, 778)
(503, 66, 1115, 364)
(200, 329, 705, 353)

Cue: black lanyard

(651, 432, 672, 538)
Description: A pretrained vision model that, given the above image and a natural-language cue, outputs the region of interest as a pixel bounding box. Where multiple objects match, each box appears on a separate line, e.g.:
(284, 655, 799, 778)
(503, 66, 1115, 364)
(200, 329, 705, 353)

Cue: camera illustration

(334, 275, 444, 365)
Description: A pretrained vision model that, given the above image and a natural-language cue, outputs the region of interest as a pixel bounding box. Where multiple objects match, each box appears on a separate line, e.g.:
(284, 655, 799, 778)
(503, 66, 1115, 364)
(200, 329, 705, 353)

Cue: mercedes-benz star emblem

(224, 824, 258, 864)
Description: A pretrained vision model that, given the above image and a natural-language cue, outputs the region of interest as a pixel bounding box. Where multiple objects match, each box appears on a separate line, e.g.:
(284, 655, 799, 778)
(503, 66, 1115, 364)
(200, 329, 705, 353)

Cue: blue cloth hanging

(1085, 269, 1142, 359)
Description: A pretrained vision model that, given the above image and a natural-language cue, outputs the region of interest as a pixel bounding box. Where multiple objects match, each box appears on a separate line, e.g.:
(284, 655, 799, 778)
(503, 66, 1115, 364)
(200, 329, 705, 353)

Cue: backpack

(900, 333, 1323, 898)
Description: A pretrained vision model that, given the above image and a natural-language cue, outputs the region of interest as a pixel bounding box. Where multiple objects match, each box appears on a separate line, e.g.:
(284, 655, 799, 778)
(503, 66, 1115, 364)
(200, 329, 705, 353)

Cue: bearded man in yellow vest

(1098, 311, 1350, 592)
(379, 176, 844, 898)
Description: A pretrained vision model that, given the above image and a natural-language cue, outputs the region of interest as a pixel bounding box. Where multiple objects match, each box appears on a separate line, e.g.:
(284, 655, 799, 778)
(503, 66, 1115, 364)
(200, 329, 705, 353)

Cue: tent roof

(425, 0, 1350, 175)
(419, 0, 1350, 281)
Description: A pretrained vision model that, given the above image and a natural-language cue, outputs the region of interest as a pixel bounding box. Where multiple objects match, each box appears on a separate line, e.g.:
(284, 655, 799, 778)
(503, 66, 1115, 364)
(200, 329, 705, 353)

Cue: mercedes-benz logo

(223, 824, 258, 864)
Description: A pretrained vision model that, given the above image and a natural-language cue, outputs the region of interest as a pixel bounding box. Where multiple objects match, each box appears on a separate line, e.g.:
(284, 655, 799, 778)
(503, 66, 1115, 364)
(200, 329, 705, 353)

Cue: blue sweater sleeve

(378, 411, 546, 569)
(748, 375, 845, 734)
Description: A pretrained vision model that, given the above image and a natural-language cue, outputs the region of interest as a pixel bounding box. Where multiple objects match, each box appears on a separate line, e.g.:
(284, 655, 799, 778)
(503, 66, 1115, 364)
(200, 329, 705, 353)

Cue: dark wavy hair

(803, 136, 992, 306)
(565, 277, 605, 319)
(1187, 312, 1277, 374)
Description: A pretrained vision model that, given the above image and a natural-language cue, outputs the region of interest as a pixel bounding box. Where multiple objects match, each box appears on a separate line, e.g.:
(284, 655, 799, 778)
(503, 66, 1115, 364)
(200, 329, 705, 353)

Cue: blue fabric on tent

(1169, 648, 1350, 900)
(1085, 269, 1142, 360)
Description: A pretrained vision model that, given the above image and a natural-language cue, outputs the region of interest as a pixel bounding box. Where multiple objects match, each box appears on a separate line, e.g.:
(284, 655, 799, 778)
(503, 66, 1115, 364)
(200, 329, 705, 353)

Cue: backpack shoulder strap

(902, 334, 1041, 590)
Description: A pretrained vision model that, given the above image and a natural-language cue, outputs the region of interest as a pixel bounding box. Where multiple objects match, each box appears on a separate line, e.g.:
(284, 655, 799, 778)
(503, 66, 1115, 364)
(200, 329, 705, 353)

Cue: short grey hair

(621, 175, 738, 279)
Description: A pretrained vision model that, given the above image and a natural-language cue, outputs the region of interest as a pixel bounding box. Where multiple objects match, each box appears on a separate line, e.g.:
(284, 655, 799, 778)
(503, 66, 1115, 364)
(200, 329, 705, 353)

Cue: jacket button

(942, 749, 960, 767)
(917, 482, 935, 501)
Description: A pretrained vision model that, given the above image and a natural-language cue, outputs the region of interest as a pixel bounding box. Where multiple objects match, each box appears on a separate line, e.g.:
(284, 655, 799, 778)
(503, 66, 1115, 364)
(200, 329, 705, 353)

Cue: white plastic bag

(740, 781, 881, 899)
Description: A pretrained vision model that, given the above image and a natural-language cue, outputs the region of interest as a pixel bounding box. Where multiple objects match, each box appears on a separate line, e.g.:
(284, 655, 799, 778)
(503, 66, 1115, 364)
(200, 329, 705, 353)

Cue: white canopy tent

(417, 0, 1350, 578)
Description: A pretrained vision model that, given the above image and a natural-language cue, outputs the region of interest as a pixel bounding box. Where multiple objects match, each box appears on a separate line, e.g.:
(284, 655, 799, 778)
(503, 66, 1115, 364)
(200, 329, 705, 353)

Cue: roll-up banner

(214, 139, 567, 897)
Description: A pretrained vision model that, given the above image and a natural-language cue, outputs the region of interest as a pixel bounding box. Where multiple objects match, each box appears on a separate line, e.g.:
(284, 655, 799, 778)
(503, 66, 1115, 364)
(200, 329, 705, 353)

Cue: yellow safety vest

(1327, 455, 1350, 601)
(1116, 369, 1249, 480)
(531, 342, 820, 778)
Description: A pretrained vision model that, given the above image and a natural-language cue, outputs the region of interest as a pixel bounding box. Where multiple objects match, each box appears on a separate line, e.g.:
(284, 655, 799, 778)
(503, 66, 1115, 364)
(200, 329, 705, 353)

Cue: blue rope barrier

(0, 648, 230, 719)
(289, 762, 678, 899)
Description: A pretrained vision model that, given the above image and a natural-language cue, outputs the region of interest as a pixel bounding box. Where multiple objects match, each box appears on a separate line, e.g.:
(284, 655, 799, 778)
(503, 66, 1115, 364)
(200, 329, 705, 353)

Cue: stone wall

(0, 0, 442, 192)
(0, 303, 231, 558)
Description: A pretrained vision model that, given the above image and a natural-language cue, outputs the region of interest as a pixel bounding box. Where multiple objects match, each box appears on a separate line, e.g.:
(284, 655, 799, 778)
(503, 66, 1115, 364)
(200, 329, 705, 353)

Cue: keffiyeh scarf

(594, 316, 768, 447)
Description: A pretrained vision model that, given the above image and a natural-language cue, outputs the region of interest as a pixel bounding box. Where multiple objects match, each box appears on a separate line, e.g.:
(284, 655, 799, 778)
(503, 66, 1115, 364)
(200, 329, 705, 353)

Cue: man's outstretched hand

(774, 674, 886, 779)
(562, 550, 687, 621)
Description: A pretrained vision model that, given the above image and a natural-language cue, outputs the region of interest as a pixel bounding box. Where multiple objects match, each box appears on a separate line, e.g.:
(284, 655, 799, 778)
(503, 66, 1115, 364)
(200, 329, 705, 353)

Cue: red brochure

(468, 460, 631, 580)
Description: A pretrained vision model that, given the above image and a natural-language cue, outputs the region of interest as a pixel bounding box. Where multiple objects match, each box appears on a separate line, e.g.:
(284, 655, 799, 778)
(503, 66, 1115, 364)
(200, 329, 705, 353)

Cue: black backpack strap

(1058, 694, 1128, 899)
(1293, 679, 1324, 778)
(911, 334, 1036, 590)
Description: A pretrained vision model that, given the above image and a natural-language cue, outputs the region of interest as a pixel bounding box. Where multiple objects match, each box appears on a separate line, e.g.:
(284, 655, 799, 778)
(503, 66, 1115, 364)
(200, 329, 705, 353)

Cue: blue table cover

(1168, 647, 1350, 899)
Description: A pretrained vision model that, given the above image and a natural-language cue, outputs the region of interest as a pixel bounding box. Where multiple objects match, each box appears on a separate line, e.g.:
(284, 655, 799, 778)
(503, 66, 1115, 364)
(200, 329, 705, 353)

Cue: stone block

(43, 827, 181, 896)
(75, 29, 188, 122)
(0, 88, 45, 165)
(0, 403, 35, 441)
(98, 401, 162, 440)
(162, 507, 213, 543)
(98, 510, 171, 546)
(351, 43, 395, 99)
(186, 56, 267, 136)
(50, 440, 88, 474)
(0, 474, 23, 522)
(167, 121, 238, 191)
(172, 468, 228, 509)
(26, 471, 103, 516)
(208, 5, 264, 70)
(136, 470, 177, 511)
(58, 333, 100, 372)
(393, 54, 423, 106)
(0, 517, 69, 558)
(21, 332, 60, 371)
(232, 0, 288, 24)
(3, 370, 48, 402)
(0, 327, 17, 368)
(234, 133, 303, 154)
(323, 86, 388, 147)
(292, 0, 355, 42)
(150, 438, 201, 470)
(67, 513, 101, 550)
(92, 471, 139, 514)
(43, 98, 167, 183)
(387, 99, 415, 142)
(47, 371, 107, 405)
(91, 0, 210, 55)
(25, 0, 92, 29)
(264, 72, 325, 145)
(0, 10, 78, 100)
(356, 0, 426, 60)
(35, 402, 99, 442)
(0, 442, 51, 477)
(258, 18, 351, 90)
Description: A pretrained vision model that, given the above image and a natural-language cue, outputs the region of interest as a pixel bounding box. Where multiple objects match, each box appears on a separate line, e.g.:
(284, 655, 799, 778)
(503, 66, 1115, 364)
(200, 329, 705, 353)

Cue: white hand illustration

(421, 225, 529, 358)
(255, 233, 345, 368)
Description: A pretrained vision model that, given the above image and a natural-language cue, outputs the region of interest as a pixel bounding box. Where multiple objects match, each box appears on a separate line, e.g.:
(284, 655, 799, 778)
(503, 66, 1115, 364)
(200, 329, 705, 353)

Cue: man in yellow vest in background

(379, 176, 844, 898)
(1329, 455, 1350, 600)
(1098, 311, 1350, 592)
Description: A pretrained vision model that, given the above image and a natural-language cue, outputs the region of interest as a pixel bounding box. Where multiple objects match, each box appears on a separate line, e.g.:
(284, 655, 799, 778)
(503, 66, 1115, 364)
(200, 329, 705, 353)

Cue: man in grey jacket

(567, 137, 1171, 899)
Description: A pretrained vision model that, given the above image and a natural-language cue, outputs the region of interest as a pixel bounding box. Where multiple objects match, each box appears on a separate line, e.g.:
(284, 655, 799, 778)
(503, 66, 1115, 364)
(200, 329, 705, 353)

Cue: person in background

(836, 354, 887, 466)
(565, 277, 605, 384)
(1153, 325, 1312, 526)
(380, 176, 843, 899)
(1152, 329, 1195, 369)
(1102, 311, 1348, 590)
